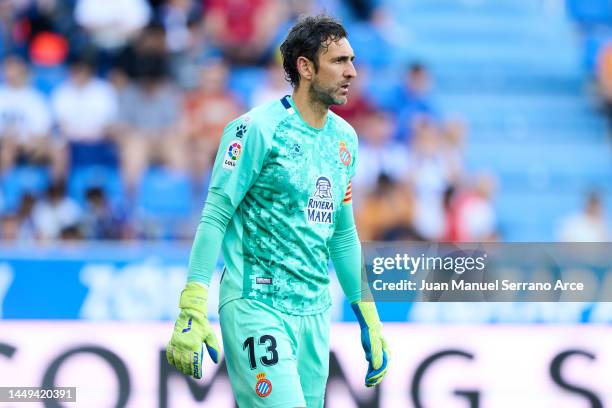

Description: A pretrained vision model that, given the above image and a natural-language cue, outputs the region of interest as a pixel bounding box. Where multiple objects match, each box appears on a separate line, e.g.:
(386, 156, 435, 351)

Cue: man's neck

(292, 85, 328, 129)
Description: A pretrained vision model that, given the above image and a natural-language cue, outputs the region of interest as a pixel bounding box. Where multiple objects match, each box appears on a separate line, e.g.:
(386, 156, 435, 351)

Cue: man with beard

(166, 15, 389, 407)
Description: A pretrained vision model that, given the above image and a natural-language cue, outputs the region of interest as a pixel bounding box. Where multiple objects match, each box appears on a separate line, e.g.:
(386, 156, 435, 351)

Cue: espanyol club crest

(255, 373, 272, 398)
(223, 139, 242, 170)
(339, 141, 351, 166)
(306, 176, 334, 224)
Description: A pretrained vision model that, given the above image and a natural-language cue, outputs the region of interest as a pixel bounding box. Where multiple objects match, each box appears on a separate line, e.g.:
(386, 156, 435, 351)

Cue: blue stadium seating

(582, 30, 612, 72)
(138, 167, 193, 216)
(136, 167, 194, 239)
(68, 165, 123, 207)
(380, 0, 612, 240)
(1, 166, 50, 212)
(345, 22, 394, 70)
(566, 0, 612, 25)
(31, 64, 68, 96)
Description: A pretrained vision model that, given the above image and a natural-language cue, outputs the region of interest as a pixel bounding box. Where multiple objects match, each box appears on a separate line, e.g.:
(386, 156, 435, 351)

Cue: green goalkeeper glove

(351, 301, 390, 387)
(166, 282, 220, 379)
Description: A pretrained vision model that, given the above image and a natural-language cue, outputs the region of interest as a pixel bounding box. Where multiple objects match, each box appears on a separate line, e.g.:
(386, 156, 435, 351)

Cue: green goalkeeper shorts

(219, 298, 331, 408)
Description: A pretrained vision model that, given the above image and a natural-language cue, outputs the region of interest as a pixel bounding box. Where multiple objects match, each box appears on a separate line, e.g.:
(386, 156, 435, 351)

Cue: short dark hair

(409, 62, 426, 74)
(280, 15, 347, 88)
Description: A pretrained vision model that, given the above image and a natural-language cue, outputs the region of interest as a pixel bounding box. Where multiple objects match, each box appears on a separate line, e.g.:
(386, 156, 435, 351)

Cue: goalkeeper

(166, 15, 389, 408)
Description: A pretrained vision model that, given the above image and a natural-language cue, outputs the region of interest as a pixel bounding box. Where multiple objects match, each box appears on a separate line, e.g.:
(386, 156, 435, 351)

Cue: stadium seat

(68, 165, 123, 207)
(31, 64, 68, 96)
(582, 30, 612, 73)
(68, 141, 119, 169)
(138, 167, 193, 216)
(1, 166, 50, 211)
(566, 0, 612, 25)
(346, 23, 394, 70)
(136, 167, 194, 239)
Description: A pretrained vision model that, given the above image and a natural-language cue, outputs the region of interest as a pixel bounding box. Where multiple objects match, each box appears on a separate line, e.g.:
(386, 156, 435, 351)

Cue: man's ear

(297, 56, 315, 82)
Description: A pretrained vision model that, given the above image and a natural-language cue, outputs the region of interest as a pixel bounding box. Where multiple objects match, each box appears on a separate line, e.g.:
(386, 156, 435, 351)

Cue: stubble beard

(310, 77, 346, 108)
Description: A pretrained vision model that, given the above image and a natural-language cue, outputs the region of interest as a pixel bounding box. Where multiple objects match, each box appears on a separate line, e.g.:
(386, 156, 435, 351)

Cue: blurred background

(0, 0, 611, 407)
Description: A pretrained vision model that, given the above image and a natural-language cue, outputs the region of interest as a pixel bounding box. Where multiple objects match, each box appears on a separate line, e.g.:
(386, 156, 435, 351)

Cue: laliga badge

(255, 373, 272, 398)
(223, 140, 242, 170)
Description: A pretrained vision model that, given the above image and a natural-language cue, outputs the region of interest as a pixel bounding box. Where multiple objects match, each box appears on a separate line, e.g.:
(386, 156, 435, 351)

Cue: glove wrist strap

(351, 301, 382, 330)
(179, 282, 209, 315)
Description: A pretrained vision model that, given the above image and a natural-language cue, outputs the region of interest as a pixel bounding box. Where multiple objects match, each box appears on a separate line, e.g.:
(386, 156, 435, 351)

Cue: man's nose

(345, 62, 357, 79)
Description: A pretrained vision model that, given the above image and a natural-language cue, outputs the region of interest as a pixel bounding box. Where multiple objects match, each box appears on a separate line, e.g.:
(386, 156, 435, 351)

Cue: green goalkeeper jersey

(208, 95, 358, 315)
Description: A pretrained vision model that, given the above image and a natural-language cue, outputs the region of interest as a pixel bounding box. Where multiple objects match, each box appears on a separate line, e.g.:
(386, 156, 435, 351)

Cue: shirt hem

(219, 294, 331, 316)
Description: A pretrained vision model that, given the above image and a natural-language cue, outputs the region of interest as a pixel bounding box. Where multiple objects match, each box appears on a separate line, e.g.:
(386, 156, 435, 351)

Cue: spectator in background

(356, 174, 420, 241)
(159, 0, 202, 54)
(249, 57, 292, 107)
(595, 40, 612, 136)
(557, 191, 610, 242)
(114, 22, 168, 82)
(597, 42, 612, 102)
(75, 0, 150, 51)
(17, 193, 37, 240)
(392, 62, 437, 143)
(169, 20, 208, 89)
(81, 186, 125, 240)
(0, 55, 59, 175)
(51, 55, 119, 174)
(344, 0, 377, 21)
(32, 181, 81, 241)
(180, 58, 242, 183)
(203, 0, 286, 65)
(16, 0, 73, 59)
(1, 193, 37, 241)
(116, 54, 182, 191)
(59, 224, 84, 241)
(440, 117, 467, 183)
(405, 119, 451, 240)
(0, 214, 20, 241)
(0, 0, 18, 55)
(445, 173, 498, 242)
(352, 109, 410, 200)
(397, 63, 434, 111)
(111, 22, 170, 104)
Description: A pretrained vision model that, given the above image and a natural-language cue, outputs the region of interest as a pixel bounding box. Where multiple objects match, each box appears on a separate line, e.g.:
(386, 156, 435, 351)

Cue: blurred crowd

(0, 0, 501, 242)
(574, 0, 612, 132)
